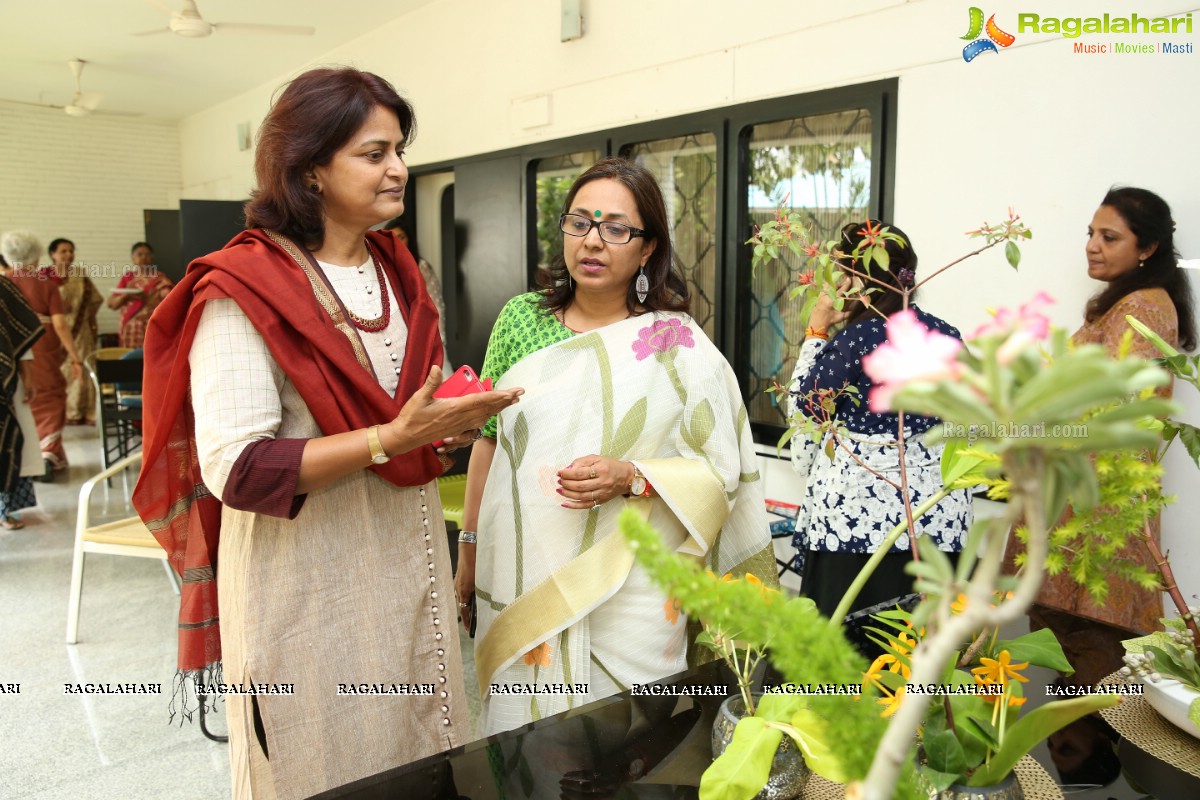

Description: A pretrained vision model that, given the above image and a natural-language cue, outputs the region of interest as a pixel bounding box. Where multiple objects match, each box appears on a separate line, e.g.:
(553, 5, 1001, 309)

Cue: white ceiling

(0, 0, 432, 121)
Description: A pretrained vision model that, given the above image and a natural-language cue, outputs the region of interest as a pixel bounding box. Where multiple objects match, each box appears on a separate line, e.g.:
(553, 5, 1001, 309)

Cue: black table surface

(311, 662, 735, 800)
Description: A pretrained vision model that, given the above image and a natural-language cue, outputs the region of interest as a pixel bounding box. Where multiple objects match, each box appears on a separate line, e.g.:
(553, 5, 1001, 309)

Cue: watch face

(631, 475, 647, 496)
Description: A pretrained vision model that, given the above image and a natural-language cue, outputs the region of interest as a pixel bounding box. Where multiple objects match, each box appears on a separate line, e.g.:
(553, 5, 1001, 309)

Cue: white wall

(176, 0, 1200, 606)
(0, 101, 181, 332)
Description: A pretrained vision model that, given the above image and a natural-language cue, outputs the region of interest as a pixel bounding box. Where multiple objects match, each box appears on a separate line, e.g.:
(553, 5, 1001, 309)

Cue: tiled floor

(0, 428, 481, 799)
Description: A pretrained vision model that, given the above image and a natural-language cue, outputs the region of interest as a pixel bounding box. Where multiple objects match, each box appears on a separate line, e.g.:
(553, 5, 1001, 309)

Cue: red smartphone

(432, 366, 492, 448)
(434, 365, 490, 398)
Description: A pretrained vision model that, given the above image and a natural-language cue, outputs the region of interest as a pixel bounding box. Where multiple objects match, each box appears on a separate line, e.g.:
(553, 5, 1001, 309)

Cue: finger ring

(458, 602, 470, 609)
(591, 490, 595, 501)
(592, 500, 601, 509)
(589, 467, 597, 479)
(472, 429, 482, 441)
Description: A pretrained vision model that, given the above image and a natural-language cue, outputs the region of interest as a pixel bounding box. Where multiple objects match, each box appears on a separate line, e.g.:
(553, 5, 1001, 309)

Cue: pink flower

(971, 292, 1054, 364)
(862, 310, 963, 412)
(632, 319, 695, 360)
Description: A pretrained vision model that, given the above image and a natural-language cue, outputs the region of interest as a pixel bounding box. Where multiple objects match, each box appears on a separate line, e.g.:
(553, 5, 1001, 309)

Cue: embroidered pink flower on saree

(524, 642, 553, 668)
(632, 319, 695, 360)
(862, 309, 963, 412)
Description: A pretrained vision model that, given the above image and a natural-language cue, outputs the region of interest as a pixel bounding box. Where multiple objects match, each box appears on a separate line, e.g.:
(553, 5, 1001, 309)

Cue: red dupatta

(133, 228, 445, 685)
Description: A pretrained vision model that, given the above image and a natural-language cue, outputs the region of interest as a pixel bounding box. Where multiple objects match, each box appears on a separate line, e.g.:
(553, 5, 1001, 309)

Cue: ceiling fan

(135, 0, 315, 38)
(0, 59, 137, 118)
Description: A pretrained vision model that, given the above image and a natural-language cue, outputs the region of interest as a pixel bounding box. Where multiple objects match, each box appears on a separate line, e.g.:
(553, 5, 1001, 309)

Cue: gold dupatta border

(263, 230, 371, 371)
(475, 502, 650, 694)
(636, 457, 729, 559)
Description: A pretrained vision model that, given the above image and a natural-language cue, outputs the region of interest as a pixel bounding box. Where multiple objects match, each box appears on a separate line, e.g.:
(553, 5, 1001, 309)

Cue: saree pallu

(474, 313, 772, 735)
(28, 316, 68, 468)
(60, 275, 102, 423)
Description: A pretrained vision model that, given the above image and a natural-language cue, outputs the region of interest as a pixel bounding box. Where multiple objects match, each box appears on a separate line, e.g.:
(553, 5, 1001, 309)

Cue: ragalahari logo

(961, 7, 1016, 61)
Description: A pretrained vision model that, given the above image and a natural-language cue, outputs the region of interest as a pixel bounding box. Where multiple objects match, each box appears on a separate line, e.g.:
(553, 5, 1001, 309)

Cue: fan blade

(146, 0, 177, 16)
(211, 22, 315, 36)
(131, 26, 172, 36)
(0, 98, 65, 111)
(76, 91, 104, 112)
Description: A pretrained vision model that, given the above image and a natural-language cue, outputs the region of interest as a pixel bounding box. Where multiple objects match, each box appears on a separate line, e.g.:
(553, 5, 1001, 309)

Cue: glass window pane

(744, 110, 873, 428)
(622, 133, 719, 338)
(533, 151, 600, 272)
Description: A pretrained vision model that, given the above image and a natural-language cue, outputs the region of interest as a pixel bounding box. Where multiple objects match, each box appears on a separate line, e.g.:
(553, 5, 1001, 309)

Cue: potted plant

(697, 572, 813, 799)
(619, 210, 1176, 799)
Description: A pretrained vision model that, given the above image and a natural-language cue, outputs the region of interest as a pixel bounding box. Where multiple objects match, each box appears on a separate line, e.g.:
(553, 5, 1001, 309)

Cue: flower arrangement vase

(932, 771, 1024, 800)
(712, 693, 809, 800)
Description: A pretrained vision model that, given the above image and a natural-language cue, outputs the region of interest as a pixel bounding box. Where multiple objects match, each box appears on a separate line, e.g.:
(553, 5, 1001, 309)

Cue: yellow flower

(863, 655, 888, 691)
(951, 594, 968, 615)
(892, 630, 917, 657)
(877, 652, 911, 680)
(876, 685, 905, 718)
(975, 676, 1027, 707)
(524, 642, 552, 668)
(953, 590, 1015, 616)
(971, 650, 1029, 685)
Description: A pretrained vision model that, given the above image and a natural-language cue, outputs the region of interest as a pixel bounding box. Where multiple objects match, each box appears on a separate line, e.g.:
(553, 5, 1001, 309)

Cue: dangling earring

(635, 265, 649, 304)
(568, 274, 574, 290)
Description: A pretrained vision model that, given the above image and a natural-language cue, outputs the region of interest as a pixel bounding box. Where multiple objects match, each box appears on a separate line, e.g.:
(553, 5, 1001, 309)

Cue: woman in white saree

(454, 158, 773, 736)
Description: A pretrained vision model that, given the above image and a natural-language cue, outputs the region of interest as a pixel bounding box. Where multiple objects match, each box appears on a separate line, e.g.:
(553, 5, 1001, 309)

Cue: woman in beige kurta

(132, 68, 522, 800)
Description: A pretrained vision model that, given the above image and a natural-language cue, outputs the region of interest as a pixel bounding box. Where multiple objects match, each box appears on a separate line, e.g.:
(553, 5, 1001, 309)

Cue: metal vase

(712, 693, 810, 800)
(933, 771, 1024, 800)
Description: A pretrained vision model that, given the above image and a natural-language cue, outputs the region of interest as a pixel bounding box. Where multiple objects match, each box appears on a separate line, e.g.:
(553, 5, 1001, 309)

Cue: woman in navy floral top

(787, 221, 973, 628)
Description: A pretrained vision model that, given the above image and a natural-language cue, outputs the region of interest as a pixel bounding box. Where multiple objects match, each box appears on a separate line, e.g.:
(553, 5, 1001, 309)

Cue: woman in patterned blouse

(787, 221, 973, 639)
(1021, 186, 1196, 688)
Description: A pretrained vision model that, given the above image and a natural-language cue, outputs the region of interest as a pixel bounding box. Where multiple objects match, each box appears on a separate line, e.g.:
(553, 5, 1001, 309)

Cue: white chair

(66, 452, 180, 644)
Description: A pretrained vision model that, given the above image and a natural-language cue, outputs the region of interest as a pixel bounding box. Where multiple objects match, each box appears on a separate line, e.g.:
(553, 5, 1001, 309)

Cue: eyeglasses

(559, 213, 647, 245)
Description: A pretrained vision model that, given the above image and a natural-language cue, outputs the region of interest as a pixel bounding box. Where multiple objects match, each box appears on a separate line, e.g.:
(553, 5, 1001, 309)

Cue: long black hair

(1085, 187, 1196, 351)
(536, 157, 689, 315)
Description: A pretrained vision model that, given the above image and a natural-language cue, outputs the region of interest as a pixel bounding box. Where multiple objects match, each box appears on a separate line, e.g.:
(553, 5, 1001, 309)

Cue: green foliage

(617, 509, 918, 794)
(535, 175, 575, 268)
(869, 599, 1113, 789)
(1015, 448, 1167, 605)
(969, 694, 1119, 786)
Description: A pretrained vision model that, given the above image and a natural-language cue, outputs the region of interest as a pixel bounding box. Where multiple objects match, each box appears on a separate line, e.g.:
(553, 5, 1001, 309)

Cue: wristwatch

(366, 425, 390, 465)
(629, 465, 650, 498)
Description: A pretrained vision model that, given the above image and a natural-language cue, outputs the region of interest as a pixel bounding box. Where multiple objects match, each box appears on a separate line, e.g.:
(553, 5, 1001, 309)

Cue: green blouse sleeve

(480, 295, 529, 439)
(479, 292, 573, 439)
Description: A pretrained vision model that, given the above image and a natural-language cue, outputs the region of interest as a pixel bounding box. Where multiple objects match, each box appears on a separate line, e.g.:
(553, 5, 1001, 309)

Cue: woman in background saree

(49, 238, 103, 425)
(108, 242, 174, 349)
(455, 158, 773, 736)
(0, 231, 84, 476)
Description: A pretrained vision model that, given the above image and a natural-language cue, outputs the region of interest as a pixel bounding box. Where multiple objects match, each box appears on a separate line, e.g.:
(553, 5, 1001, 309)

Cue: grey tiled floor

(0, 428, 482, 799)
